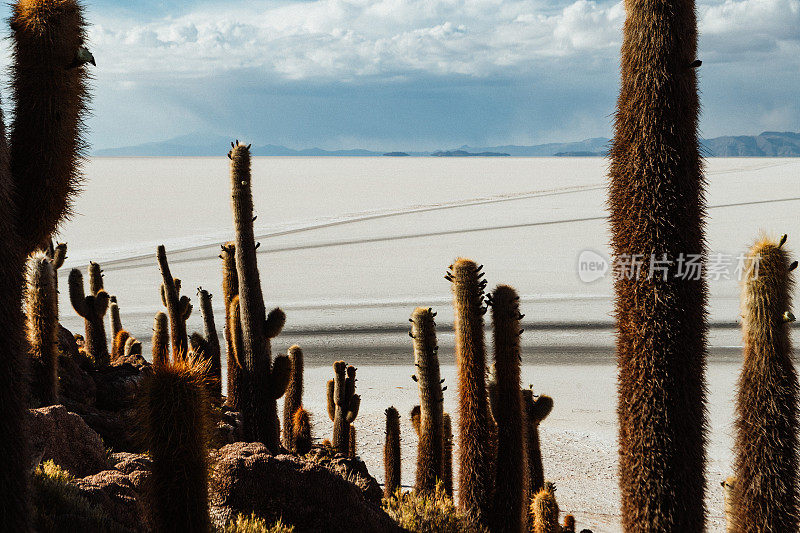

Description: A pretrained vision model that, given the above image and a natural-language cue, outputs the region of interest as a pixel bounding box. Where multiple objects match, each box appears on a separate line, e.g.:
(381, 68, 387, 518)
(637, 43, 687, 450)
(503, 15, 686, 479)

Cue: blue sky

(1, 0, 797, 150)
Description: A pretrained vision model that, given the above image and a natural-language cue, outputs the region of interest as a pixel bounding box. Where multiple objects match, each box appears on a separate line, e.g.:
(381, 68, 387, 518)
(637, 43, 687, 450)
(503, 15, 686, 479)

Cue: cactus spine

(609, 0, 708, 523)
(443, 412, 453, 497)
(228, 141, 287, 449)
(733, 235, 798, 532)
(220, 242, 240, 409)
(152, 312, 169, 370)
(489, 285, 528, 532)
(327, 361, 360, 455)
(68, 267, 110, 367)
(384, 406, 401, 498)
(0, 0, 92, 525)
(522, 390, 553, 495)
(448, 258, 494, 524)
(157, 245, 190, 361)
(140, 356, 212, 533)
(531, 484, 560, 533)
(283, 345, 304, 450)
(196, 288, 222, 402)
(26, 254, 59, 405)
(292, 407, 312, 455)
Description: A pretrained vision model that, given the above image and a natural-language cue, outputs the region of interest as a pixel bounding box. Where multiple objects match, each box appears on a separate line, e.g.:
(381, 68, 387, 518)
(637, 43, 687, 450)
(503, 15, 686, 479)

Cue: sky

(0, 0, 798, 151)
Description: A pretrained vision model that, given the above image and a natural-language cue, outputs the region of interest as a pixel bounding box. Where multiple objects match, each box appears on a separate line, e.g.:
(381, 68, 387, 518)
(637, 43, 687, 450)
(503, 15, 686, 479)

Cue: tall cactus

(292, 407, 312, 455)
(109, 295, 122, 340)
(410, 306, 445, 494)
(0, 0, 92, 526)
(282, 345, 304, 450)
(26, 254, 59, 405)
(157, 245, 191, 361)
(140, 356, 212, 533)
(447, 258, 494, 524)
(442, 412, 453, 497)
(196, 288, 222, 402)
(69, 267, 110, 367)
(733, 235, 798, 532)
(219, 242, 240, 409)
(228, 141, 288, 449)
(327, 361, 361, 455)
(152, 312, 169, 370)
(522, 389, 553, 495)
(384, 406, 401, 498)
(608, 0, 708, 524)
(489, 284, 528, 532)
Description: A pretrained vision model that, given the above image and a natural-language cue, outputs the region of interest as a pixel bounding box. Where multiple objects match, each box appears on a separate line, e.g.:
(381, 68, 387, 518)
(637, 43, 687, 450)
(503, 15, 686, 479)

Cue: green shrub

(383, 482, 488, 533)
(33, 460, 127, 532)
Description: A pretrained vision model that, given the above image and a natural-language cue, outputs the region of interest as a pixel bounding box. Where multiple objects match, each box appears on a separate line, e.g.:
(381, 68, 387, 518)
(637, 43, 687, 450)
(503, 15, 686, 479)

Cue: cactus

(733, 235, 798, 532)
(447, 258, 494, 524)
(442, 412, 453, 497)
(609, 0, 708, 523)
(227, 295, 244, 410)
(219, 242, 240, 409)
(68, 267, 110, 367)
(410, 404, 421, 436)
(26, 254, 59, 405)
(722, 476, 736, 533)
(563, 514, 576, 533)
(283, 345, 304, 450)
(489, 284, 528, 532)
(531, 483, 559, 533)
(152, 312, 169, 370)
(123, 337, 141, 359)
(109, 296, 122, 340)
(349, 425, 357, 459)
(410, 306, 445, 494)
(292, 407, 312, 455)
(111, 329, 130, 362)
(384, 406, 401, 498)
(139, 356, 212, 533)
(228, 141, 287, 449)
(522, 390, 553, 495)
(0, 1, 92, 524)
(196, 288, 222, 402)
(45, 240, 67, 294)
(157, 245, 190, 361)
(327, 361, 361, 455)
(10, 0, 91, 255)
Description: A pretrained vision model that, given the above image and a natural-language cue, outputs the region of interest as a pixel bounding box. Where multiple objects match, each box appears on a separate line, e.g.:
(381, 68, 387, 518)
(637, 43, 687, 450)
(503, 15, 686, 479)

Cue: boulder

(28, 405, 109, 477)
(61, 398, 136, 451)
(93, 362, 150, 412)
(73, 466, 151, 532)
(210, 442, 401, 533)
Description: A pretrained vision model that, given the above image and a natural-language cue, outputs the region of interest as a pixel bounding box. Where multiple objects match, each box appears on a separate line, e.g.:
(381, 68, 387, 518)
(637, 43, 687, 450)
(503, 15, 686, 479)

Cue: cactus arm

(109, 300, 122, 339)
(68, 268, 88, 317)
(112, 330, 130, 361)
(88, 262, 103, 294)
(265, 307, 286, 338)
(326, 379, 335, 421)
(93, 289, 109, 315)
(220, 243, 240, 409)
(410, 405, 421, 436)
(51, 242, 67, 270)
(269, 355, 291, 399)
(157, 245, 188, 361)
(346, 394, 360, 423)
(180, 295, 192, 321)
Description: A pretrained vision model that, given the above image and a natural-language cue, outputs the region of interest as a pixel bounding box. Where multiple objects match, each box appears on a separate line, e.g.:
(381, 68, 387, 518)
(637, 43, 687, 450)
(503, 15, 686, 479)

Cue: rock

(61, 398, 137, 452)
(73, 467, 151, 532)
(210, 442, 401, 533)
(110, 452, 152, 474)
(28, 405, 109, 477)
(28, 350, 96, 408)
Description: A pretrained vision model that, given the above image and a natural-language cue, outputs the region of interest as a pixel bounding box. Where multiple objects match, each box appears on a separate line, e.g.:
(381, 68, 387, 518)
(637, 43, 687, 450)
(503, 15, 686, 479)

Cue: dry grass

(383, 482, 488, 533)
(225, 512, 295, 533)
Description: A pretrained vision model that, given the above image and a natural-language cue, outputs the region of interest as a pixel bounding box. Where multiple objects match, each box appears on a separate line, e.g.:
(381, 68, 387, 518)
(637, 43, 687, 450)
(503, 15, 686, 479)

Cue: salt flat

(55, 156, 799, 531)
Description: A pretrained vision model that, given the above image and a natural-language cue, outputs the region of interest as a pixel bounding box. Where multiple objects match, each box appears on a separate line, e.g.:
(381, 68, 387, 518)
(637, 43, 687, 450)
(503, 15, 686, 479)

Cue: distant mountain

(93, 131, 800, 157)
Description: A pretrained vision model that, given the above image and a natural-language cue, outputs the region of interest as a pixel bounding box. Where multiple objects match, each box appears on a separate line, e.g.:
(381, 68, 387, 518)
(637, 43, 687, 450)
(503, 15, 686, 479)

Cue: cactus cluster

(327, 360, 361, 455)
(68, 264, 110, 367)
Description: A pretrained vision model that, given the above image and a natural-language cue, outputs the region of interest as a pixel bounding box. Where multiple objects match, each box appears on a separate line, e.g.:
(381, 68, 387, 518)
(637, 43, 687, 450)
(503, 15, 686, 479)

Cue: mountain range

(93, 131, 800, 157)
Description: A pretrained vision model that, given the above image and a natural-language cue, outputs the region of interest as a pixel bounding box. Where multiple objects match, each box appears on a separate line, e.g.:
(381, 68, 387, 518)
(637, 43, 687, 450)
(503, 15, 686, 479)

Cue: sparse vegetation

(383, 484, 488, 533)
